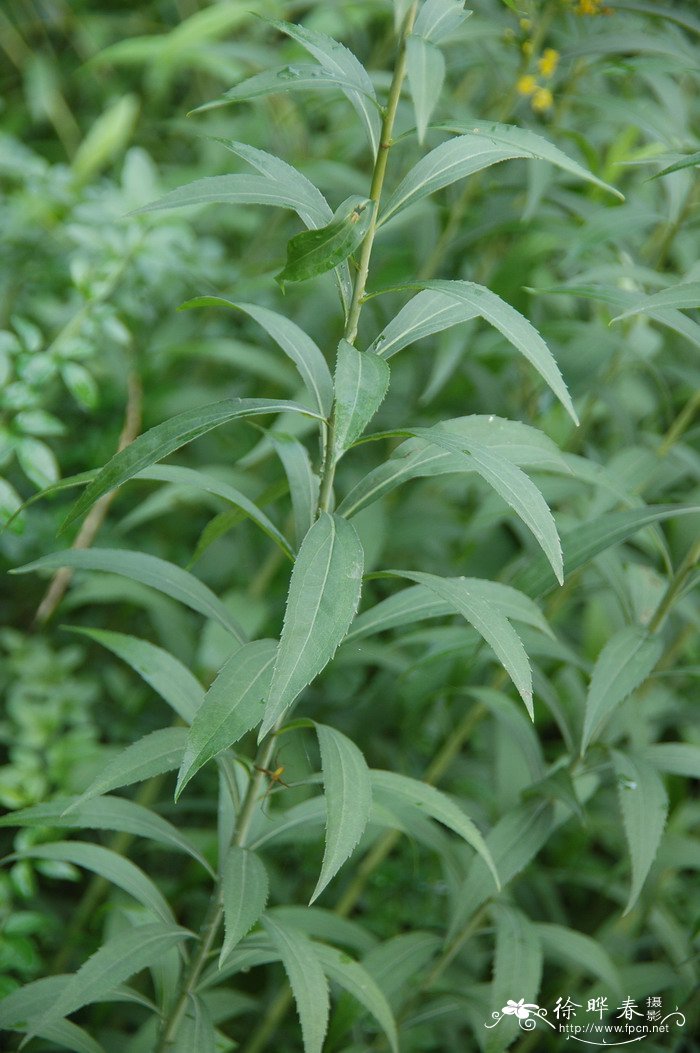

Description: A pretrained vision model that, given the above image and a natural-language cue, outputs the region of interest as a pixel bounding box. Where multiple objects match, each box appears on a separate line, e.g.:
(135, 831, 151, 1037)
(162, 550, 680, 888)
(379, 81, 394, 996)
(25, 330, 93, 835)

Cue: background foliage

(1, 1, 699, 1051)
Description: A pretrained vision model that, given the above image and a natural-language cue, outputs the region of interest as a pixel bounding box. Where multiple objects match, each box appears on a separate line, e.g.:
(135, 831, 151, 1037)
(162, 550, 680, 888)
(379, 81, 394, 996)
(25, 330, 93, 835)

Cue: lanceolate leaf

(179, 300, 333, 418)
(26, 924, 191, 1042)
(62, 397, 322, 532)
(488, 905, 542, 1053)
(371, 769, 499, 888)
(67, 728, 188, 810)
(333, 340, 390, 459)
(311, 723, 372, 903)
(269, 19, 381, 157)
(368, 288, 479, 358)
(196, 65, 380, 112)
(132, 174, 326, 223)
(220, 847, 269, 964)
(380, 123, 621, 222)
(272, 435, 320, 546)
(406, 36, 445, 144)
(0, 796, 213, 874)
(414, 0, 470, 43)
(176, 640, 277, 798)
(259, 514, 364, 738)
(262, 915, 330, 1053)
(388, 570, 533, 715)
(611, 280, 700, 321)
(9, 842, 174, 925)
(313, 943, 398, 1053)
(276, 196, 373, 288)
(581, 626, 663, 755)
(535, 924, 621, 993)
(613, 751, 669, 914)
(13, 549, 247, 642)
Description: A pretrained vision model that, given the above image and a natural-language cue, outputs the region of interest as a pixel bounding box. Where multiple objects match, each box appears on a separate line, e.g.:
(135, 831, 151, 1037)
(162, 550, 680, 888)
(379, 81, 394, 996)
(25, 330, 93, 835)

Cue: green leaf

(269, 19, 381, 157)
(387, 570, 533, 715)
(313, 943, 398, 1053)
(581, 626, 663, 755)
(67, 728, 187, 810)
(650, 149, 700, 178)
(176, 640, 277, 798)
(220, 847, 269, 964)
(488, 905, 542, 1053)
(380, 123, 622, 222)
(406, 36, 445, 144)
(369, 288, 479, 358)
(138, 464, 294, 559)
(371, 769, 499, 888)
(131, 174, 326, 221)
(333, 340, 390, 460)
(0, 477, 23, 532)
(535, 923, 621, 993)
(414, 0, 471, 43)
(25, 924, 191, 1041)
(66, 628, 204, 724)
(17, 437, 59, 490)
(178, 300, 333, 418)
(262, 914, 329, 1053)
(276, 196, 373, 288)
(611, 280, 700, 322)
(272, 435, 320, 546)
(0, 796, 213, 875)
(259, 514, 364, 738)
(361, 931, 441, 1008)
(311, 723, 372, 903)
(13, 549, 247, 642)
(175, 998, 216, 1053)
(8, 842, 174, 925)
(513, 504, 700, 598)
(412, 425, 563, 583)
(195, 65, 380, 112)
(62, 397, 322, 531)
(642, 743, 700, 779)
(613, 751, 669, 915)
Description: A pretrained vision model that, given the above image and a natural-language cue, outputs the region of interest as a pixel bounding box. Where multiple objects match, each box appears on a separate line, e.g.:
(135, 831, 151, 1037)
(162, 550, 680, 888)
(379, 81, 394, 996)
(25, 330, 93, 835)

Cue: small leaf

(132, 174, 325, 221)
(406, 36, 445, 144)
(313, 942, 398, 1053)
(369, 288, 479, 358)
(67, 728, 187, 810)
(0, 796, 213, 874)
(62, 397, 322, 531)
(259, 514, 364, 738)
(17, 437, 59, 490)
(26, 924, 191, 1041)
(195, 65, 379, 112)
(276, 196, 373, 288)
(333, 340, 390, 460)
(310, 723, 372, 903)
(62, 362, 99, 410)
(9, 842, 174, 925)
(176, 640, 277, 797)
(262, 915, 329, 1053)
(414, 0, 471, 43)
(581, 626, 663, 755)
(220, 847, 269, 964)
(66, 627, 204, 724)
(613, 751, 669, 914)
(272, 434, 320, 546)
(371, 769, 499, 888)
(13, 549, 247, 642)
(611, 280, 700, 322)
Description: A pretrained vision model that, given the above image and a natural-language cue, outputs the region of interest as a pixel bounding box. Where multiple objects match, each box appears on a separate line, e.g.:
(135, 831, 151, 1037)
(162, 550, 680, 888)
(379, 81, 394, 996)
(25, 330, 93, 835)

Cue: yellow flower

(538, 48, 559, 78)
(522, 39, 533, 56)
(516, 75, 538, 97)
(519, 17, 532, 31)
(532, 86, 553, 112)
(577, 0, 603, 13)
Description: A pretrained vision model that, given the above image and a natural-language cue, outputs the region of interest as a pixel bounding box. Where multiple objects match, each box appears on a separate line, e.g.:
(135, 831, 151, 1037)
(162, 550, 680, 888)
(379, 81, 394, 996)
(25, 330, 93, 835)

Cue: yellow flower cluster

(575, 0, 606, 13)
(516, 48, 559, 114)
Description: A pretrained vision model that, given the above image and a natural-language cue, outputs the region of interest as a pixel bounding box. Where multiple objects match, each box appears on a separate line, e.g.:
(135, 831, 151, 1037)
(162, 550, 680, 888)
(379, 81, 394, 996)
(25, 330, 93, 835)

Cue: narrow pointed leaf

(66, 627, 204, 724)
(176, 640, 277, 798)
(262, 915, 330, 1053)
(179, 300, 333, 418)
(195, 65, 379, 112)
(371, 769, 499, 888)
(259, 514, 364, 738)
(270, 19, 381, 157)
(13, 549, 247, 642)
(62, 397, 322, 531)
(581, 626, 663, 754)
(276, 196, 373, 288)
(488, 905, 542, 1053)
(535, 923, 621, 993)
(131, 174, 325, 222)
(311, 724, 372, 903)
(9, 842, 174, 925)
(613, 751, 669, 914)
(26, 924, 191, 1041)
(388, 570, 533, 715)
(414, 0, 470, 42)
(220, 847, 269, 964)
(406, 36, 445, 144)
(313, 943, 398, 1053)
(0, 796, 213, 874)
(369, 288, 479, 358)
(642, 743, 700, 779)
(611, 280, 700, 321)
(333, 340, 390, 459)
(67, 728, 187, 810)
(272, 434, 320, 546)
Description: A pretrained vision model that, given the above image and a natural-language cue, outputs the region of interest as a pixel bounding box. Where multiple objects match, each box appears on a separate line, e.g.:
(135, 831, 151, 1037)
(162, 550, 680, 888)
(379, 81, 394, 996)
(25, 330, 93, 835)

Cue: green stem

(316, 2, 417, 517)
(647, 539, 700, 635)
(155, 733, 278, 1052)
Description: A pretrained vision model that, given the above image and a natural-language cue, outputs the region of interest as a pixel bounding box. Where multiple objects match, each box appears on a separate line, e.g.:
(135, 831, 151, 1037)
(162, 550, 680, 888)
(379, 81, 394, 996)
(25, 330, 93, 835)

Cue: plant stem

(155, 733, 278, 1051)
(647, 538, 700, 635)
(316, 2, 417, 516)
